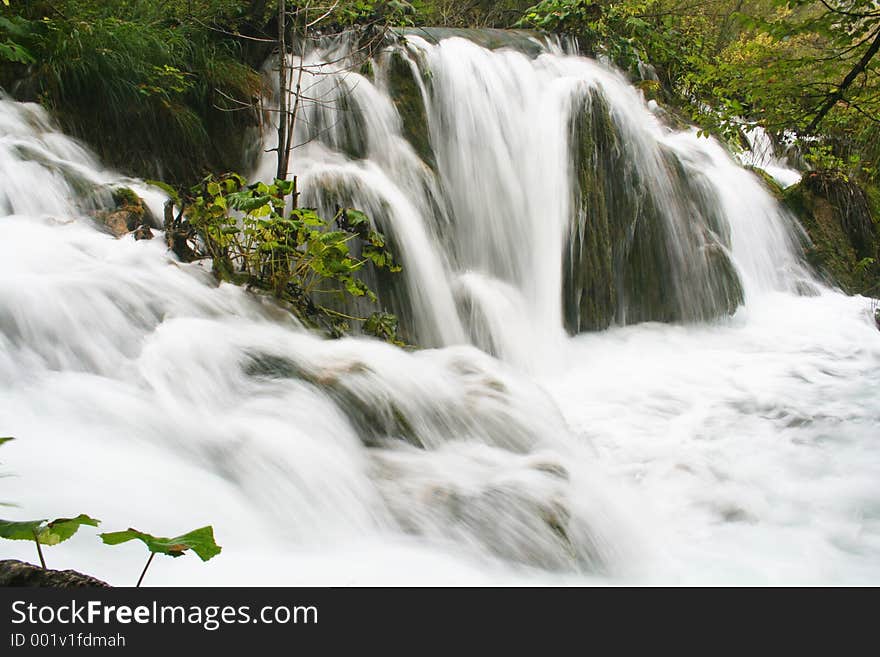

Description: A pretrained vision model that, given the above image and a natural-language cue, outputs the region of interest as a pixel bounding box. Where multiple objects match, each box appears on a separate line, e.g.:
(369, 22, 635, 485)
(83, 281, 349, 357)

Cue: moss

(335, 92, 369, 161)
(563, 87, 743, 334)
(783, 173, 878, 294)
(386, 50, 435, 168)
(746, 166, 784, 200)
(111, 186, 143, 210)
(636, 79, 662, 103)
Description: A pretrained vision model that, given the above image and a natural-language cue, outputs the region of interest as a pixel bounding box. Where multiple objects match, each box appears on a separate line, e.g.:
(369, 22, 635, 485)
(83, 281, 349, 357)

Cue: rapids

(0, 33, 878, 585)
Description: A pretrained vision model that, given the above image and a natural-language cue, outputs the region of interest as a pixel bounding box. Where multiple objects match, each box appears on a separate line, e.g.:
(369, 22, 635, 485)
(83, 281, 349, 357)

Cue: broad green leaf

(274, 179, 294, 195)
(0, 514, 100, 544)
(229, 193, 271, 213)
(100, 526, 221, 561)
(39, 514, 100, 546)
(0, 437, 13, 447)
(0, 518, 45, 541)
(206, 181, 221, 197)
(344, 209, 369, 227)
(0, 40, 34, 65)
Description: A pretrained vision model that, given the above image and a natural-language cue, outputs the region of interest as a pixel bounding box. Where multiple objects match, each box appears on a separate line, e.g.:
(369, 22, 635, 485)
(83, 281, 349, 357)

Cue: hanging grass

(2, 8, 264, 184)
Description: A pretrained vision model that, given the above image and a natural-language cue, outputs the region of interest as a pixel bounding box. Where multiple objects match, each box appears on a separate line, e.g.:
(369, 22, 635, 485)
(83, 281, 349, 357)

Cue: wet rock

(783, 172, 879, 294)
(564, 87, 743, 333)
(133, 224, 154, 241)
(0, 559, 110, 587)
(97, 208, 142, 237)
(95, 186, 153, 239)
(386, 49, 435, 169)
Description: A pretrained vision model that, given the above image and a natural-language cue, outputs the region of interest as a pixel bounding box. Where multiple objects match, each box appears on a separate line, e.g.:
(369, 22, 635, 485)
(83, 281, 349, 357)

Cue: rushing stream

(1, 32, 879, 585)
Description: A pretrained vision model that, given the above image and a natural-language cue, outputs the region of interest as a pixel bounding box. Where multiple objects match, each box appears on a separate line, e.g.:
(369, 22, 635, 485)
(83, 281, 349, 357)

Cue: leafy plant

(165, 173, 405, 341)
(0, 515, 100, 569)
(100, 526, 221, 587)
(2, 7, 263, 184)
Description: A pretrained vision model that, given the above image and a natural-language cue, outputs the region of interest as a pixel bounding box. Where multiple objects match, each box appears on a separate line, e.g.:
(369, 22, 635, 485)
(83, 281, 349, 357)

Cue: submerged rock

(370, 447, 606, 572)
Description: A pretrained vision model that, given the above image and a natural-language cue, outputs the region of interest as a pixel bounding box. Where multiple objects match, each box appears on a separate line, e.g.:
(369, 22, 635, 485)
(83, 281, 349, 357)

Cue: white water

(737, 124, 802, 189)
(1, 36, 879, 586)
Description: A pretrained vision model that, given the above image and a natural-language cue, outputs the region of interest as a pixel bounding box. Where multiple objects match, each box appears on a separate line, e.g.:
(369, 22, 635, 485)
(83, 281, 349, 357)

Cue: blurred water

(0, 36, 878, 586)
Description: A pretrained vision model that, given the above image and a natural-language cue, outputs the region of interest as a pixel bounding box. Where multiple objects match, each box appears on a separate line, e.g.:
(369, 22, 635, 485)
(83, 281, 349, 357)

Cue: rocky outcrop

(563, 86, 743, 333)
(386, 49, 435, 168)
(783, 171, 879, 294)
(94, 186, 154, 240)
(0, 559, 110, 587)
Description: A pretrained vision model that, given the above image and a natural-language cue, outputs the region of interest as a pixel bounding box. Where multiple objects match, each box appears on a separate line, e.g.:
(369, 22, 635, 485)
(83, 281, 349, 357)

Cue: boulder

(783, 171, 879, 294)
(94, 186, 153, 239)
(0, 559, 110, 587)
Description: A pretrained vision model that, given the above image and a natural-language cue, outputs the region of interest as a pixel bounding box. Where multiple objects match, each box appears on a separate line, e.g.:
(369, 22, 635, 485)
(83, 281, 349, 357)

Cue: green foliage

(0, 514, 100, 568)
(0, 438, 220, 581)
(167, 174, 404, 341)
(328, 1, 417, 27)
(856, 256, 876, 273)
(364, 311, 405, 345)
(518, 1, 671, 75)
(514, 1, 880, 183)
(1, 3, 264, 184)
(409, 0, 536, 27)
(0, 514, 100, 544)
(0, 15, 33, 64)
(100, 526, 221, 561)
(805, 144, 848, 175)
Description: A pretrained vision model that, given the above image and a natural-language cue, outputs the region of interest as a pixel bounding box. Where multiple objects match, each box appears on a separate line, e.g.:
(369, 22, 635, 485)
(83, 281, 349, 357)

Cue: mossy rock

(386, 50, 435, 169)
(635, 79, 663, 103)
(746, 166, 784, 200)
(111, 186, 143, 209)
(243, 352, 418, 447)
(563, 87, 743, 333)
(783, 172, 879, 294)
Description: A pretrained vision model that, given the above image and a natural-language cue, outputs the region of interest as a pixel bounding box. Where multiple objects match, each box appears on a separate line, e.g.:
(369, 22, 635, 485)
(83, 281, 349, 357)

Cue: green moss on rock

(783, 172, 879, 294)
(386, 50, 435, 168)
(563, 87, 743, 334)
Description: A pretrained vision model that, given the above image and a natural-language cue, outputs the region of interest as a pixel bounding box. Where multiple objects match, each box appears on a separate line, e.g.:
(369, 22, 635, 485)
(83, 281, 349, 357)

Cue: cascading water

(1, 31, 879, 585)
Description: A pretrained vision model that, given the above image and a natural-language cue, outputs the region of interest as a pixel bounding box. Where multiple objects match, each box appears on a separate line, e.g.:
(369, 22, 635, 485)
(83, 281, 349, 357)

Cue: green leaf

(0, 514, 99, 544)
(0, 518, 45, 541)
(294, 208, 325, 227)
(0, 437, 13, 447)
(40, 515, 101, 546)
(274, 179, 294, 196)
(100, 526, 221, 561)
(344, 208, 369, 227)
(0, 40, 34, 65)
(229, 193, 271, 213)
(206, 181, 221, 197)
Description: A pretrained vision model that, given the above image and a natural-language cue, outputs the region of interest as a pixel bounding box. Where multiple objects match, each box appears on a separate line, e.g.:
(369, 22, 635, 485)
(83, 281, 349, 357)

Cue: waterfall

(1, 34, 879, 585)
(256, 33, 811, 365)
